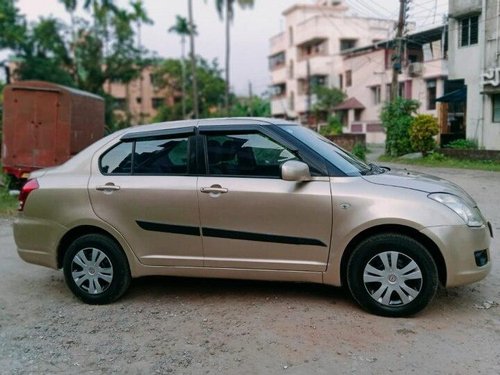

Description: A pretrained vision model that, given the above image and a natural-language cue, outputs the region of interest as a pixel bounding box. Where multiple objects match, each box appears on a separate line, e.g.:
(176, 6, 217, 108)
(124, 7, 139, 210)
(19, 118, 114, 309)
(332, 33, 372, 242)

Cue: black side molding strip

(136, 221, 327, 247)
(202, 227, 327, 247)
(136, 221, 200, 236)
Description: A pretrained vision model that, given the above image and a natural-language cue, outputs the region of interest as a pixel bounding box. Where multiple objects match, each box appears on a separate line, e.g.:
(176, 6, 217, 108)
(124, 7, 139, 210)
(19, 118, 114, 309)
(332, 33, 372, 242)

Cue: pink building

(337, 26, 448, 143)
(269, 0, 395, 124)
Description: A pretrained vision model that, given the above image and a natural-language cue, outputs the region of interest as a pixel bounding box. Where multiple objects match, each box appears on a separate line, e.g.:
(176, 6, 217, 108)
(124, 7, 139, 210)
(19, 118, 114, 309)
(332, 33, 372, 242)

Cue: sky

(4, 0, 449, 95)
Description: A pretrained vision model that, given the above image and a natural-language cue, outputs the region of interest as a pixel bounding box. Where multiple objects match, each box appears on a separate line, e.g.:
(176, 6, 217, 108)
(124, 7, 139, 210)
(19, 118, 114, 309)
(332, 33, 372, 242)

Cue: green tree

(214, 0, 254, 115)
(228, 96, 270, 117)
(0, 0, 27, 50)
(152, 57, 225, 121)
(409, 114, 439, 157)
(380, 97, 420, 156)
(312, 85, 346, 115)
(169, 15, 196, 119)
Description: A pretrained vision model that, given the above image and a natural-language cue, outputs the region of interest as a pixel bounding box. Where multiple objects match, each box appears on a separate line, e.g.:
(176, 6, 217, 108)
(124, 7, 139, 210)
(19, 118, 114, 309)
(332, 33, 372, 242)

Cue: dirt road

(1, 165, 499, 374)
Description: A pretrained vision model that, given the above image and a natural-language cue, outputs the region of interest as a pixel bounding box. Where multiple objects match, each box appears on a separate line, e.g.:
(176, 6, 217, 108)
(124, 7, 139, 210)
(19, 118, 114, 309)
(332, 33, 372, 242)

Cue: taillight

(18, 179, 39, 211)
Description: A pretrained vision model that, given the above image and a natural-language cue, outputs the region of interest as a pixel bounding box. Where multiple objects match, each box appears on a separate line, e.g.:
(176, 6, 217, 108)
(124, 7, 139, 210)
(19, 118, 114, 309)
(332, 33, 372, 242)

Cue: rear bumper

(13, 216, 65, 270)
(421, 223, 492, 287)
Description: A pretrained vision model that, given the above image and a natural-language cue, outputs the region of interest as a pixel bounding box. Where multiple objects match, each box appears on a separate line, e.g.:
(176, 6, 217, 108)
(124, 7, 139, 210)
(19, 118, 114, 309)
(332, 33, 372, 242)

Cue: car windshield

(280, 125, 372, 176)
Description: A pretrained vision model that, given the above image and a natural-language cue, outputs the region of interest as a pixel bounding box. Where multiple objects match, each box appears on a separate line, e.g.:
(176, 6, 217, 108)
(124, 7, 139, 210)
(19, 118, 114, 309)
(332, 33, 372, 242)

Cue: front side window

(459, 16, 479, 47)
(100, 137, 189, 175)
(205, 133, 298, 178)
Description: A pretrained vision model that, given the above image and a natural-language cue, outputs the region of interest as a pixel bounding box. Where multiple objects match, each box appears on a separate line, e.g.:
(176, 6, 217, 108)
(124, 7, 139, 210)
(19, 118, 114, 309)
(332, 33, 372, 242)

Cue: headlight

(428, 193, 484, 227)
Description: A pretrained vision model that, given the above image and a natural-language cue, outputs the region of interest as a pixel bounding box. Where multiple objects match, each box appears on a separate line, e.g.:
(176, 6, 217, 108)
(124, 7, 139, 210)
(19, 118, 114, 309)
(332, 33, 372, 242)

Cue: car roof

(122, 117, 298, 137)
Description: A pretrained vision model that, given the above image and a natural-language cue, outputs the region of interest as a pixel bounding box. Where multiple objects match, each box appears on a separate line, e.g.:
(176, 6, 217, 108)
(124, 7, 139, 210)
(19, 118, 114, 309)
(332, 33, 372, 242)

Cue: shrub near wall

(439, 149, 500, 161)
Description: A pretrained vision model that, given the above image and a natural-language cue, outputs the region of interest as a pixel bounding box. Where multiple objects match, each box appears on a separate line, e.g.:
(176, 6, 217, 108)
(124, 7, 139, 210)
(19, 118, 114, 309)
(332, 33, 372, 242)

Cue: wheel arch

(339, 224, 447, 287)
(57, 225, 128, 270)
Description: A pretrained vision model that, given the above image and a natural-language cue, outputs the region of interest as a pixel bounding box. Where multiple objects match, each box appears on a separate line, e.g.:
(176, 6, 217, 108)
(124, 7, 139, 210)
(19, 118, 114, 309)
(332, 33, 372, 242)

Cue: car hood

(362, 168, 477, 205)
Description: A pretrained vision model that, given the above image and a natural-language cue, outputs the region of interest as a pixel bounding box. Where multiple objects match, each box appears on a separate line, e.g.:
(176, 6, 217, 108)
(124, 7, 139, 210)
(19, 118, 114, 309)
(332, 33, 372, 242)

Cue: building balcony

(271, 68, 287, 85)
(271, 97, 289, 116)
(295, 56, 332, 78)
(295, 16, 330, 47)
(270, 32, 286, 56)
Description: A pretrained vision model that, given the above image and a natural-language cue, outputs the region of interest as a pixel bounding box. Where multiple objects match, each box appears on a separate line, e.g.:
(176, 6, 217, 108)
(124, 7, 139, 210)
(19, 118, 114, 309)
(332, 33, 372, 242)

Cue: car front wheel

(347, 233, 438, 317)
(63, 234, 131, 304)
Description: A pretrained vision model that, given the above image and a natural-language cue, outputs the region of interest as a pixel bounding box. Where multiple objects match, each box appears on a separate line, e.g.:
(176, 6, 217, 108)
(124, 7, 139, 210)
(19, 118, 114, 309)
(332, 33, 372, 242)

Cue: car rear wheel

(63, 234, 131, 304)
(347, 233, 438, 317)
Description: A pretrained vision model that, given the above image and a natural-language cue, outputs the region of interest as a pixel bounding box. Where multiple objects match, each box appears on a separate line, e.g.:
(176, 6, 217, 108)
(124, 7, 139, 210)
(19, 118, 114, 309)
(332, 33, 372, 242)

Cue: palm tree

(215, 0, 254, 115)
(187, 0, 199, 118)
(169, 15, 197, 119)
(83, 0, 118, 57)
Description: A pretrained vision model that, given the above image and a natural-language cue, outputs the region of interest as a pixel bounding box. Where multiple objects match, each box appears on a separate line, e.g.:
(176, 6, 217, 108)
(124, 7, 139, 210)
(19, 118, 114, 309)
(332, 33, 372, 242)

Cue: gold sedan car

(14, 118, 493, 316)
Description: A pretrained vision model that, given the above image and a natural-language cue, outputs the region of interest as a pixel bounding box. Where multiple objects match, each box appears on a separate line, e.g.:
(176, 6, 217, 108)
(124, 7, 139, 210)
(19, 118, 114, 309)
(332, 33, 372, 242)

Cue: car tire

(63, 234, 131, 304)
(347, 233, 438, 317)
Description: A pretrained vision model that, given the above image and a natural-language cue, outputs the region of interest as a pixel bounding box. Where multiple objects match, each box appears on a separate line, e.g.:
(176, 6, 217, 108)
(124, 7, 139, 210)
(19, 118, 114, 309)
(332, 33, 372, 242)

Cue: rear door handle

(200, 186, 228, 194)
(96, 184, 121, 192)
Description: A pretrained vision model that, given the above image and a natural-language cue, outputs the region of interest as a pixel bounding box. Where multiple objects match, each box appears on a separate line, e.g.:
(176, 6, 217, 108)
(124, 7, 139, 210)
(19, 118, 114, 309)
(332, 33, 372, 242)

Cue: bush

(319, 115, 343, 136)
(380, 97, 420, 157)
(351, 142, 367, 161)
(445, 139, 478, 150)
(409, 114, 439, 156)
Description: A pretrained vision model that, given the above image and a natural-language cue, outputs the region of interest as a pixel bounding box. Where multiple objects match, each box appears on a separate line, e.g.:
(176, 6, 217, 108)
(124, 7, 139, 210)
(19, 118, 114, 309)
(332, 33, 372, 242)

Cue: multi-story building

(269, 0, 395, 124)
(337, 26, 448, 143)
(105, 66, 178, 125)
(447, 0, 500, 150)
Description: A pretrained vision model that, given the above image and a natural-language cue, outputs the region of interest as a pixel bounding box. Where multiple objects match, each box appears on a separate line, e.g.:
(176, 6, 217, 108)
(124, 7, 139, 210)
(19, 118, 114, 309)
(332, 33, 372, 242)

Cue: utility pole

(306, 59, 312, 126)
(391, 0, 409, 101)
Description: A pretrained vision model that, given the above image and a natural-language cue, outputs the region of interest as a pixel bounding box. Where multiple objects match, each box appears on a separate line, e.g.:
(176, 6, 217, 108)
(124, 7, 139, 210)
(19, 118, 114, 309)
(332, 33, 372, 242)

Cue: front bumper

(421, 223, 492, 287)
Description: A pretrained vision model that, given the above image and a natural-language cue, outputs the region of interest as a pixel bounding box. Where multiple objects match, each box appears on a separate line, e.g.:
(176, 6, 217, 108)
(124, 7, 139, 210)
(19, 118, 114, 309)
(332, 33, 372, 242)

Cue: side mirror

(281, 160, 312, 182)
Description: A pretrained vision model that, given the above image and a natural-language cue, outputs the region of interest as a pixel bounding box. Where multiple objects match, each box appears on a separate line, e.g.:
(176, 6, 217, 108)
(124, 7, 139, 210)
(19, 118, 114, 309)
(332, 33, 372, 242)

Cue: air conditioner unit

(408, 62, 423, 77)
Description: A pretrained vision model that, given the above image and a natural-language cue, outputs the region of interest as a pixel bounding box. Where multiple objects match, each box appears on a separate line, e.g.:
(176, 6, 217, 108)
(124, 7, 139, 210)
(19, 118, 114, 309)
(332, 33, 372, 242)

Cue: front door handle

(96, 183, 121, 192)
(200, 186, 228, 194)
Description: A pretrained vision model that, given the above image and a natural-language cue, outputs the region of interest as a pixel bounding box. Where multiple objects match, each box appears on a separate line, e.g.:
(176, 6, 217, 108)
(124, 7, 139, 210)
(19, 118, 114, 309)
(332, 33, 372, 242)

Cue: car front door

(88, 128, 203, 267)
(197, 126, 332, 272)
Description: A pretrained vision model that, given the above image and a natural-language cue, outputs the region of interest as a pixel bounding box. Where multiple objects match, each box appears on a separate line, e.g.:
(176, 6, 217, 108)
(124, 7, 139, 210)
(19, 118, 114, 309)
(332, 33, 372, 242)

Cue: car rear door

(197, 125, 332, 272)
(88, 127, 203, 267)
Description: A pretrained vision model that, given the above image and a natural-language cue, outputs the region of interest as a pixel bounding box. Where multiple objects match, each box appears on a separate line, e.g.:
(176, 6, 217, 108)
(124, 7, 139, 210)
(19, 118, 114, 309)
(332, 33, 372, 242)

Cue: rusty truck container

(1, 80, 105, 182)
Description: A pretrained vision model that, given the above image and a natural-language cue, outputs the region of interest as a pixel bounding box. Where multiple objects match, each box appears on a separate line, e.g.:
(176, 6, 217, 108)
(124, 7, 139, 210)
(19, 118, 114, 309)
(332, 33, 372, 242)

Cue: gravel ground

(0, 165, 499, 374)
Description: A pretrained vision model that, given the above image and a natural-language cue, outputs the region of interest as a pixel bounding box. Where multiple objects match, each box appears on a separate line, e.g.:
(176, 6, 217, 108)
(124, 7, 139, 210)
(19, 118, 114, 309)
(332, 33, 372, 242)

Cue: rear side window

(134, 137, 188, 174)
(100, 137, 189, 175)
(100, 142, 133, 174)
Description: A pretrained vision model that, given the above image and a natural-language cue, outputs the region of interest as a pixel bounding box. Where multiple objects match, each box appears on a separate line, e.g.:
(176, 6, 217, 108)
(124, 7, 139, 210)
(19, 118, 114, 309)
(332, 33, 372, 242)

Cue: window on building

(289, 91, 295, 111)
(345, 70, 352, 87)
(152, 97, 164, 109)
(492, 94, 500, 122)
(426, 79, 437, 110)
(459, 15, 479, 47)
(269, 52, 286, 70)
(136, 97, 142, 104)
(385, 84, 392, 102)
(370, 85, 381, 105)
(340, 39, 357, 51)
(289, 26, 294, 46)
(288, 60, 294, 79)
(338, 74, 343, 90)
(297, 39, 327, 59)
(113, 97, 126, 111)
(271, 83, 286, 98)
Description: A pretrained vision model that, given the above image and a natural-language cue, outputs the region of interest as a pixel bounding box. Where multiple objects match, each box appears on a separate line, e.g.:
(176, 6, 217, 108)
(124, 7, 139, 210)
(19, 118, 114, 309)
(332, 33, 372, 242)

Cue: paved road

(0, 165, 499, 374)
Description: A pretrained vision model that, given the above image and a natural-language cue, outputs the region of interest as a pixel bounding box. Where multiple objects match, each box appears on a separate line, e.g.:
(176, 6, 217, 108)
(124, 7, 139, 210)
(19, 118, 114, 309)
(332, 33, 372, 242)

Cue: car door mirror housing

(281, 160, 312, 182)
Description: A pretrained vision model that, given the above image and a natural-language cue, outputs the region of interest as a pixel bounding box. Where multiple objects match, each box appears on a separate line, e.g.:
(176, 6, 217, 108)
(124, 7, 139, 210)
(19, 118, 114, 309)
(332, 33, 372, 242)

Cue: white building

(448, 0, 500, 150)
(268, 0, 395, 124)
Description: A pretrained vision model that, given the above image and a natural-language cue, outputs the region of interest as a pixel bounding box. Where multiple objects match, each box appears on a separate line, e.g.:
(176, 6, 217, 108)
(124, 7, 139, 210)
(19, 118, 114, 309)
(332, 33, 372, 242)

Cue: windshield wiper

(361, 163, 386, 175)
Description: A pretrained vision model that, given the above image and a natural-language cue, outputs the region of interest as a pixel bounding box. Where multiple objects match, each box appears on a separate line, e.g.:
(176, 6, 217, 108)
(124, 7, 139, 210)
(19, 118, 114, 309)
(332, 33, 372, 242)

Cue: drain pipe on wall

(478, 0, 488, 147)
